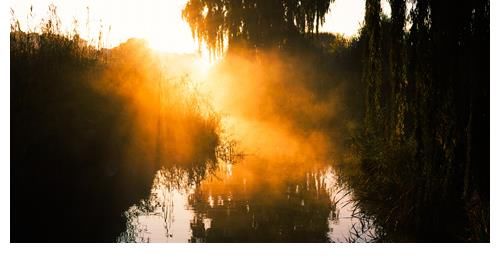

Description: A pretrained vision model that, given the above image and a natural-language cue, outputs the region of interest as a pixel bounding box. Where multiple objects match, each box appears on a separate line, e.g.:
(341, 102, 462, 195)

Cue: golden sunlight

(10, 0, 198, 53)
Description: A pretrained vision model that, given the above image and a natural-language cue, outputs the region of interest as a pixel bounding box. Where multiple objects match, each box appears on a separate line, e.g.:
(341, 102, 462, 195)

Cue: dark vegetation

(11, 6, 220, 242)
(182, 0, 335, 57)
(182, 0, 490, 242)
(342, 0, 490, 242)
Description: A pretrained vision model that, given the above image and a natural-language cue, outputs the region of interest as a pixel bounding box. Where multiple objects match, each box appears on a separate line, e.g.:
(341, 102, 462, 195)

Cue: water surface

(118, 157, 375, 242)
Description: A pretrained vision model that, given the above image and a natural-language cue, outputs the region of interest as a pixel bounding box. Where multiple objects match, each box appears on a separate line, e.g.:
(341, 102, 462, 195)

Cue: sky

(9, 0, 390, 53)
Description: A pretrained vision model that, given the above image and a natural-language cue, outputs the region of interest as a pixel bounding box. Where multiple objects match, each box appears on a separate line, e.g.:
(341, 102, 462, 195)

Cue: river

(116, 156, 375, 242)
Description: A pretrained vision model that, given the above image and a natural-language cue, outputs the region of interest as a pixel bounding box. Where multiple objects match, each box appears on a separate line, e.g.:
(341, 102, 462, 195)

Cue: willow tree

(356, 0, 490, 241)
(388, 0, 406, 142)
(182, 0, 335, 58)
(362, 0, 382, 132)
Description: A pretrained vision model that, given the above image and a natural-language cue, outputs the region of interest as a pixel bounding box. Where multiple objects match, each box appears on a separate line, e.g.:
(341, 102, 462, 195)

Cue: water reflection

(117, 159, 375, 242)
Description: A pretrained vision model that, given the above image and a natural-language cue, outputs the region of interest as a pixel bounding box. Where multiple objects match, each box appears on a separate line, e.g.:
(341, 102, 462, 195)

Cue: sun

(141, 0, 198, 54)
(146, 32, 197, 54)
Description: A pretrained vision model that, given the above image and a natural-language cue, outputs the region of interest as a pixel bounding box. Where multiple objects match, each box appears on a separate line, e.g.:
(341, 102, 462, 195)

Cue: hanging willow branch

(182, 0, 335, 58)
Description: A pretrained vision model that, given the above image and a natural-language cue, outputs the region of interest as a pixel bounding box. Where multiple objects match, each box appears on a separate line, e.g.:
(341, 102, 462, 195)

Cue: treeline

(344, 0, 490, 241)
(11, 8, 220, 242)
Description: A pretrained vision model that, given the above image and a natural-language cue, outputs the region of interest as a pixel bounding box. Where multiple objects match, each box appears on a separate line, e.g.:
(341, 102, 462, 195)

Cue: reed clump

(11, 5, 222, 242)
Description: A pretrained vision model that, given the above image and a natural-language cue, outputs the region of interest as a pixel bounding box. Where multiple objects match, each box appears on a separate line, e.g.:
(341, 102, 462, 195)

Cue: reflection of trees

(117, 164, 216, 242)
(188, 163, 337, 242)
(117, 159, 375, 242)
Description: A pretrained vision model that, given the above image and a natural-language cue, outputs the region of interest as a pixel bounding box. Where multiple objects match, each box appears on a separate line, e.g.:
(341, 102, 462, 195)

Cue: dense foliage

(182, 0, 334, 57)
(351, 0, 490, 241)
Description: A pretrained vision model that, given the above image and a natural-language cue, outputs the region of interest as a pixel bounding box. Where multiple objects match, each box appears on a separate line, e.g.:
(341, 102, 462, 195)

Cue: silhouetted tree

(362, 0, 382, 133)
(182, 0, 335, 57)
(351, 0, 489, 241)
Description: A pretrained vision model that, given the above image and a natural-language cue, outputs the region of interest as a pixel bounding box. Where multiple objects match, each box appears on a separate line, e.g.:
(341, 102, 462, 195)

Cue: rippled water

(117, 158, 375, 243)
